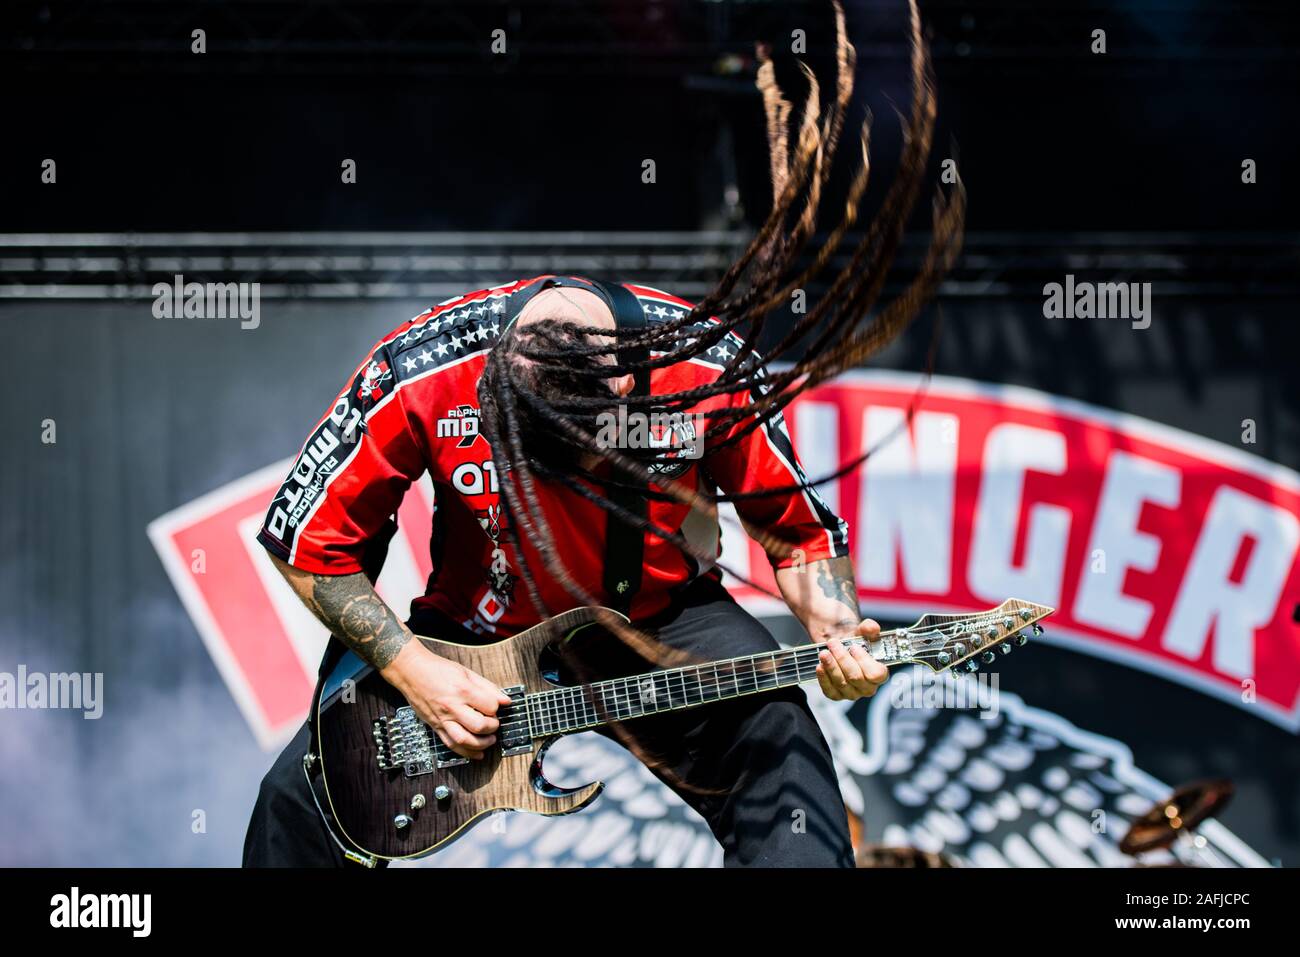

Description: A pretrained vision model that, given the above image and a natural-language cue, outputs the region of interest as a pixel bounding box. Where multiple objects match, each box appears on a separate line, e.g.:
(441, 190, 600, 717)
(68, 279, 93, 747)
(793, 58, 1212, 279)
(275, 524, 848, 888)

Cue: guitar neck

(523, 631, 907, 737)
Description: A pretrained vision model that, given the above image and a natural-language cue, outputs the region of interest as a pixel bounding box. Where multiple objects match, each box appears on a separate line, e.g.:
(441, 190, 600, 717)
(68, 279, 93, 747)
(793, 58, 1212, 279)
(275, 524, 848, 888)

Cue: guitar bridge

(373, 707, 441, 776)
(372, 686, 532, 776)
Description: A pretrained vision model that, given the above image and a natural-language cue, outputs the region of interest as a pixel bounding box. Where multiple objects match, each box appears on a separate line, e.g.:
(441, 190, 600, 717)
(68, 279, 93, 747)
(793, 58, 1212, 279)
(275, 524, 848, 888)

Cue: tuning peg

(998, 643, 1012, 655)
(1002, 617, 1014, 629)
(952, 642, 966, 657)
(1019, 608, 1033, 621)
(937, 652, 951, 667)
(985, 626, 998, 639)
(1015, 632, 1029, 646)
(981, 651, 996, 664)
(1032, 624, 1043, 636)
(965, 659, 979, 672)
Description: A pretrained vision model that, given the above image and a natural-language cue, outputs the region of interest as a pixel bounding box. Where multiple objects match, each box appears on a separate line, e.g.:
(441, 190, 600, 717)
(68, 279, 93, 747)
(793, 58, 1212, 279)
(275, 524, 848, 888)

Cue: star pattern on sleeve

(388, 286, 520, 382)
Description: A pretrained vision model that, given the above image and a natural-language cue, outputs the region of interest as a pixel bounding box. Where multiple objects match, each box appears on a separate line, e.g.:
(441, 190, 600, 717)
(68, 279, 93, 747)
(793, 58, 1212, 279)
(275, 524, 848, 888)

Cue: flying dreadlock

(475, 0, 965, 774)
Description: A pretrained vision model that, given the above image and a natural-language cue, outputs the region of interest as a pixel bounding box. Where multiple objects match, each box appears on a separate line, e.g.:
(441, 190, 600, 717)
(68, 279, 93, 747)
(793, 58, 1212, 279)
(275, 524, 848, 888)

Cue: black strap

(499, 275, 650, 615)
(502, 274, 620, 331)
(588, 278, 650, 616)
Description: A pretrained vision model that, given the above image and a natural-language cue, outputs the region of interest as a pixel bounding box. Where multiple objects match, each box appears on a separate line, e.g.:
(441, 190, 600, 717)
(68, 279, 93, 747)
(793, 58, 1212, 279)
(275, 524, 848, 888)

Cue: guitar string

(421, 613, 1034, 754)
(528, 613, 1016, 720)
(430, 639, 1009, 761)
(439, 616, 1018, 752)
(533, 613, 1036, 734)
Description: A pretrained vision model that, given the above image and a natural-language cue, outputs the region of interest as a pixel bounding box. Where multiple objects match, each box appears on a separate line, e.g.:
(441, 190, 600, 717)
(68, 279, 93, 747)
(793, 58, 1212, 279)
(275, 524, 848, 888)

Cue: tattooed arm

(269, 554, 509, 759)
(774, 555, 888, 701)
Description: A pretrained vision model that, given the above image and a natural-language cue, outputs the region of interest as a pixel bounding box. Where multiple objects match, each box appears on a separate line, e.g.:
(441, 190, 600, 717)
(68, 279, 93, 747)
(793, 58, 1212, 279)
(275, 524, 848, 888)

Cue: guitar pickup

(497, 685, 533, 756)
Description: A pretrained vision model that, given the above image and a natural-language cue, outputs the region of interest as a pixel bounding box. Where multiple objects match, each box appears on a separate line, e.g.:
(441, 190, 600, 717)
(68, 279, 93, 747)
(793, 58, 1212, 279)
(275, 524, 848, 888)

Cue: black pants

(242, 576, 854, 868)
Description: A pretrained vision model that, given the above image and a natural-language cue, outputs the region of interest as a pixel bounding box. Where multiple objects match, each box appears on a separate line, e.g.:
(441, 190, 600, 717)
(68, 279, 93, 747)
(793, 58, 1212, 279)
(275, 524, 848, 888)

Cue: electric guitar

(309, 598, 1054, 864)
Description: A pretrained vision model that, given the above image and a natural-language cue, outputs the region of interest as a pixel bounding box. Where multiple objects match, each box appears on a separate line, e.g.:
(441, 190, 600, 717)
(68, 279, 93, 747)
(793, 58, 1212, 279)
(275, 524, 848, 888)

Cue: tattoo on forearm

(306, 572, 411, 670)
(814, 557, 861, 625)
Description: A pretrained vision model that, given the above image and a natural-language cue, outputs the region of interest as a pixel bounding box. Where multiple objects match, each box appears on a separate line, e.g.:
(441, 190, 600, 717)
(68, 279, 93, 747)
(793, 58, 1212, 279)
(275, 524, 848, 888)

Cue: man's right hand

(381, 641, 512, 761)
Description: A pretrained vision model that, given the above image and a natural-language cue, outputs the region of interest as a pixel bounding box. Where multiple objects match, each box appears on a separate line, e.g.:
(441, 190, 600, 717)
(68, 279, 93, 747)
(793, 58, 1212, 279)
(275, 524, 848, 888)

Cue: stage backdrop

(1, 293, 1297, 866)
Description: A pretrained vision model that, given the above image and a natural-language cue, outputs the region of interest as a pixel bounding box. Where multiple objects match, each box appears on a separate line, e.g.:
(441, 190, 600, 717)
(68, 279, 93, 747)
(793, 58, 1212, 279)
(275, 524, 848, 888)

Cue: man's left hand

(815, 619, 887, 701)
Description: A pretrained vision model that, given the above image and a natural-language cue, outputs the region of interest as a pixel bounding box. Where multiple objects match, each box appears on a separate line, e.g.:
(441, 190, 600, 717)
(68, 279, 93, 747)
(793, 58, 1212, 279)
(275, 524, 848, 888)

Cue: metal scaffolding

(1, 230, 1295, 300)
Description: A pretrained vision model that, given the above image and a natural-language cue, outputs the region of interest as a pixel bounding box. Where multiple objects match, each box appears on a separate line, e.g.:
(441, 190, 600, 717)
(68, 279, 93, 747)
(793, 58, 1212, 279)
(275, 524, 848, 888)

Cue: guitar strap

(503, 274, 650, 614)
(587, 278, 650, 617)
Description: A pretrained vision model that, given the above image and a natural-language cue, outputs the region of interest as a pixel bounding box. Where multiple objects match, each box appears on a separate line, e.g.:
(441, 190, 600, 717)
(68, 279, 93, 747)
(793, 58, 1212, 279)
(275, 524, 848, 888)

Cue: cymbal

(1120, 779, 1234, 855)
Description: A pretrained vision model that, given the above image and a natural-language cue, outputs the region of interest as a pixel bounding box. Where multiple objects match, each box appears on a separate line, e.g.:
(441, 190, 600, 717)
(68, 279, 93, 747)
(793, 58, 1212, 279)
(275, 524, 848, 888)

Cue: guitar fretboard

(523, 633, 899, 737)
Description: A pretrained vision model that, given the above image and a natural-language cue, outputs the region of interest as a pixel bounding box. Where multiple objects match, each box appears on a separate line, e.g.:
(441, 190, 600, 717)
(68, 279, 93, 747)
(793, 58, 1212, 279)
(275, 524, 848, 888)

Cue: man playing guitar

(243, 275, 888, 867)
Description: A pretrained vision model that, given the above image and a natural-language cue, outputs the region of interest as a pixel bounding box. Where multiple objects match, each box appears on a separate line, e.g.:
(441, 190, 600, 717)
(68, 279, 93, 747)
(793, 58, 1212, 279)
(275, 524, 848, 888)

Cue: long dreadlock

(475, 0, 965, 779)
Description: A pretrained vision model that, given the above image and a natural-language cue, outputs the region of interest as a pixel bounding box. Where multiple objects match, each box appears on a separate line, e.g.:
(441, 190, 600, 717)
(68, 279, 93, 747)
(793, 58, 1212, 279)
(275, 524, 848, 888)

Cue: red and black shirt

(257, 276, 848, 636)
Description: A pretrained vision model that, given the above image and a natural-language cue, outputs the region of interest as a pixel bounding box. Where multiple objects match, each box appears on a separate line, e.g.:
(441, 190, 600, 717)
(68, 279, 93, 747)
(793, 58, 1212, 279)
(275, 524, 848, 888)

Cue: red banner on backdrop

(724, 371, 1300, 731)
(150, 372, 1300, 746)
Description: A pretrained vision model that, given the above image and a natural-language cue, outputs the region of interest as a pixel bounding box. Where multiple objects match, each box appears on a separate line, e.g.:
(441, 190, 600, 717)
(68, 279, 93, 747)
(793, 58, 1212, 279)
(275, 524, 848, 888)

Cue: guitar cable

(301, 752, 379, 869)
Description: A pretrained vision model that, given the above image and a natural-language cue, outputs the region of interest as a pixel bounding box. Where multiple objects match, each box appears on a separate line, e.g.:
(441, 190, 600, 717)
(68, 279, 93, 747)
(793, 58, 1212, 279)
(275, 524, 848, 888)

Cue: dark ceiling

(2, 0, 1297, 232)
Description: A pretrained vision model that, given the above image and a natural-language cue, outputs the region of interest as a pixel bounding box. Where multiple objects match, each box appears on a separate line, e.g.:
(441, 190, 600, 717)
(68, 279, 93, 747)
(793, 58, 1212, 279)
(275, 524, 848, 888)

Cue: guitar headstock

(890, 598, 1055, 673)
